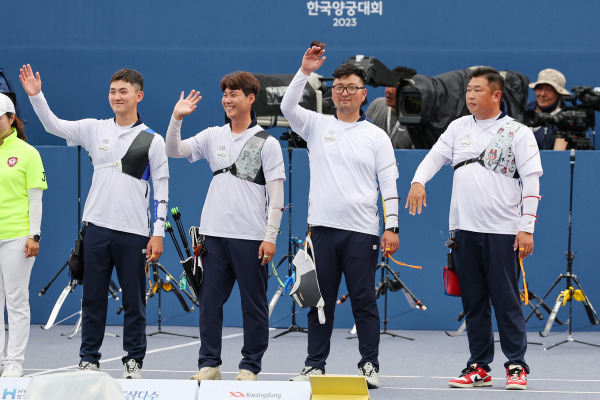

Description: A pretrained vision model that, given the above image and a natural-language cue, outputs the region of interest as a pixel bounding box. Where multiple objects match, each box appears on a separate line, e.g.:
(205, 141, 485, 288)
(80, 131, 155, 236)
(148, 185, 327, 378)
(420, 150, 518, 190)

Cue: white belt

(94, 160, 122, 172)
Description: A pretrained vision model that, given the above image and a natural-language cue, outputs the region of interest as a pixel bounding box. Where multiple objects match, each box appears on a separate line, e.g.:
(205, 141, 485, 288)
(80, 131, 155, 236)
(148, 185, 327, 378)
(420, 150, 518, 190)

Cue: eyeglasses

(332, 85, 365, 95)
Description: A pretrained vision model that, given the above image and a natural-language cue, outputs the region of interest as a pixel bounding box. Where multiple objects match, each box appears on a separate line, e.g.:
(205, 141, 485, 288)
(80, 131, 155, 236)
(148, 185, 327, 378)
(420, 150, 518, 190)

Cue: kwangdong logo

(229, 392, 282, 399)
(7, 156, 17, 167)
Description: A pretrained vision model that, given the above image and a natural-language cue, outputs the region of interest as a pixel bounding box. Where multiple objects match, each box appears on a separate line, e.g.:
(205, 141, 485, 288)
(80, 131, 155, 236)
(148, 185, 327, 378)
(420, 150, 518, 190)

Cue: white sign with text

(0, 377, 198, 400)
(117, 379, 198, 400)
(198, 380, 311, 400)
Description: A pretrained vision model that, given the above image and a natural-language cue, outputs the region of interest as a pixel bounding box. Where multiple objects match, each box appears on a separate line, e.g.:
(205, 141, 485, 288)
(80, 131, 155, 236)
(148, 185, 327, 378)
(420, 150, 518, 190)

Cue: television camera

(395, 68, 531, 148)
(523, 86, 600, 150)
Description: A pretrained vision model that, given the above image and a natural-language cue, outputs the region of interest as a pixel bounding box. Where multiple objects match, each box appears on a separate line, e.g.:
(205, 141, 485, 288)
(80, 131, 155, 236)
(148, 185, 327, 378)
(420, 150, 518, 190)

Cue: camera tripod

(527, 150, 599, 349)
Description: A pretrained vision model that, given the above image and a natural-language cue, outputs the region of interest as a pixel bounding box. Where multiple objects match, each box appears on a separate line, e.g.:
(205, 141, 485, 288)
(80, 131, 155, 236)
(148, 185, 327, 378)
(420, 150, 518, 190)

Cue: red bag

(443, 265, 461, 297)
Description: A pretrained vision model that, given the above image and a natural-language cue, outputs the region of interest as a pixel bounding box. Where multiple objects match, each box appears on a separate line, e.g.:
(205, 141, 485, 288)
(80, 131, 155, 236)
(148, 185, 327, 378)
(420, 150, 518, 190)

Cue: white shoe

(2, 361, 24, 377)
(190, 366, 221, 382)
(359, 362, 379, 389)
(235, 369, 258, 380)
(122, 359, 142, 379)
(289, 366, 324, 381)
(78, 361, 100, 371)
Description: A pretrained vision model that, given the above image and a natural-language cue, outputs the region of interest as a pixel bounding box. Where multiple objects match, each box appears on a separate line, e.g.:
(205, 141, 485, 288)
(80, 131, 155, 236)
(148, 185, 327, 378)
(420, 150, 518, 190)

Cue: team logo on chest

(7, 157, 18, 167)
(459, 134, 472, 147)
(324, 130, 337, 142)
(216, 145, 227, 158)
(98, 139, 110, 152)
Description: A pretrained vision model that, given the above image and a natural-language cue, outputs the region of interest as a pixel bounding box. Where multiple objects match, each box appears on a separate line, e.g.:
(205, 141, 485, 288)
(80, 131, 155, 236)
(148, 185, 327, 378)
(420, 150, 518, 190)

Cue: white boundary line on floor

(26, 332, 244, 377)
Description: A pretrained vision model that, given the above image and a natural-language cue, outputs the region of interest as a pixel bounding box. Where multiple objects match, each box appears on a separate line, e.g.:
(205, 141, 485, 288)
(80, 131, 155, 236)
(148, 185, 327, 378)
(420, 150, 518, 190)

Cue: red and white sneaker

(448, 363, 492, 388)
(506, 364, 527, 390)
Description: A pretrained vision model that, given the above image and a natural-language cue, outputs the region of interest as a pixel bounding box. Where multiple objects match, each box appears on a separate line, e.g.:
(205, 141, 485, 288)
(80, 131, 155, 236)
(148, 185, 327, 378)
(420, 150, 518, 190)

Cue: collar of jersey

(113, 113, 144, 128)
(228, 111, 258, 132)
(472, 101, 508, 123)
(334, 108, 367, 123)
(0, 128, 18, 149)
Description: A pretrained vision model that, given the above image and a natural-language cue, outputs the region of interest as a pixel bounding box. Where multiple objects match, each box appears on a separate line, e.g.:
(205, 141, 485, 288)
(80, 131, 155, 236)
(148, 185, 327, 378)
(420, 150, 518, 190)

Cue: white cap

(0, 93, 16, 116)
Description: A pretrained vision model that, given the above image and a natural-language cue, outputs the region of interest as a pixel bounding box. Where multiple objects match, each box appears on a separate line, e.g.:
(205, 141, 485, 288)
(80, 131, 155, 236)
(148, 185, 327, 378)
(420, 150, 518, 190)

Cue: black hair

(332, 63, 366, 86)
(110, 68, 144, 91)
(5, 113, 26, 141)
(469, 67, 504, 93)
(220, 71, 260, 97)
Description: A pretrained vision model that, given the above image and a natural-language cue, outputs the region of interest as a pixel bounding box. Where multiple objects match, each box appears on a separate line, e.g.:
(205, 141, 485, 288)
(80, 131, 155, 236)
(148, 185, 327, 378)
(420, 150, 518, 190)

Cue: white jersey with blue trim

(184, 123, 286, 241)
(431, 114, 543, 234)
(29, 92, 169, 237)
(281, 70, 399, 237)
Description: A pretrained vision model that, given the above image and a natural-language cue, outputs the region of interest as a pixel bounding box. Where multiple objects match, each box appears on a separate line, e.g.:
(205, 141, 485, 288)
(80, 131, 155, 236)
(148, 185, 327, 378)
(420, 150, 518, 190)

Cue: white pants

(0, 237, 35, 363)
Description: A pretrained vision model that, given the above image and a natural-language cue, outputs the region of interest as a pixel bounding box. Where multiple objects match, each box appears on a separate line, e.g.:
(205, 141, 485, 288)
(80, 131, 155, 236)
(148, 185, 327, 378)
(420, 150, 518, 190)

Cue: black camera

(396, 68, 530, 149)
(523, 86, 600, 150)
(523, 109, 588, 132)
(571, 86, 600, 111)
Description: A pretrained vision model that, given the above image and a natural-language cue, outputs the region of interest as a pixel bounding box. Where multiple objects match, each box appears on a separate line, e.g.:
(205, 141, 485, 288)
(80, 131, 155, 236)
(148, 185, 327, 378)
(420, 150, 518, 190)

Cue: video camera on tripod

(395, 67, 530, 148)
(523, 86, 600, 150)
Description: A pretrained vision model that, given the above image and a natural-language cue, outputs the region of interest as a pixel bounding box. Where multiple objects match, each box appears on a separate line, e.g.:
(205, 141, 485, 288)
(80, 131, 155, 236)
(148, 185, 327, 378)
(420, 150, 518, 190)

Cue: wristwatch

(31, 234, 41, 242)
(385, 227, 399, 234)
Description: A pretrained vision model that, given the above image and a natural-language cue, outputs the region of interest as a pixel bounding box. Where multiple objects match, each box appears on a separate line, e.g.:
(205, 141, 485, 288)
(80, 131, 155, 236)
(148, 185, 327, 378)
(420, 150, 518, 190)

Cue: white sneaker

(122, 359, 142, 379)
(190, 366, 221, 382)
(359, 362, 379, 389)
(289, 366, 325, 381)
(78, 361, 100, 371)
(235, 369, 258, 381)
(2, 361, 23, 377)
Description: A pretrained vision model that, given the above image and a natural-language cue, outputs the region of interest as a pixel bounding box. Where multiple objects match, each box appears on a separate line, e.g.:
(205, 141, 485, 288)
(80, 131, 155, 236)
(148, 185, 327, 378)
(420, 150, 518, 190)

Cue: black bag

(68, 229, 84, 281)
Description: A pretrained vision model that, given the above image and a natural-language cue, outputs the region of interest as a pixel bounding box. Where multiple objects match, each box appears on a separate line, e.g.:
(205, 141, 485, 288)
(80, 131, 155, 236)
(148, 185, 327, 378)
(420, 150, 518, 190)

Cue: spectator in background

(366, 66, 417, 149)
(526, 68, 571, 150)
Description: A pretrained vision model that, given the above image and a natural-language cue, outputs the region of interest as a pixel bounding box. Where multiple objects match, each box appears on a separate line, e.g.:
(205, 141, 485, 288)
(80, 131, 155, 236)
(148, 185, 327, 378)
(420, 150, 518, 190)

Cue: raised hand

(19, 64, 42, 96)
(173, 90, 202, 120)
(300, 43, 326, 76)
